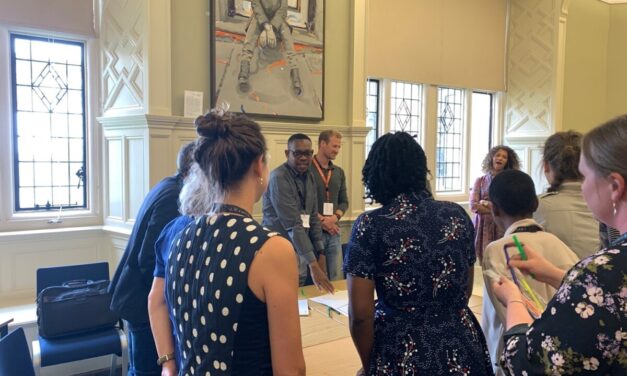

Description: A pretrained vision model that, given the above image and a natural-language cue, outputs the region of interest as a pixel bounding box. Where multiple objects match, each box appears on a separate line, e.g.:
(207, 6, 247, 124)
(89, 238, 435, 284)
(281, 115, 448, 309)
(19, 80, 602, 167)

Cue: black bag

(36, 279, 119, 339)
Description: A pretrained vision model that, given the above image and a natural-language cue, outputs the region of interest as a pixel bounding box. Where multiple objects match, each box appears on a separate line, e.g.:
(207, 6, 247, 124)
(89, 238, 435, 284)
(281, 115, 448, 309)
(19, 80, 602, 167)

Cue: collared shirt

(309, 157, 349, 217)
(481, 218, 579, 375)
(533, 181, 599, 259)
(262, 162, 324, 264)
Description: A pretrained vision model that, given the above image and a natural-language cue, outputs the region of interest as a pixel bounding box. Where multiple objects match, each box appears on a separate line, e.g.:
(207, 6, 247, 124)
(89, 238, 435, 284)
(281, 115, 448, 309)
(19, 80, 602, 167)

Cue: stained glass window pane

(365, 79, 380, 157)
(436, 87, 465, 193)
(389, 81, 422, 139)
(11, 34, 86, 211)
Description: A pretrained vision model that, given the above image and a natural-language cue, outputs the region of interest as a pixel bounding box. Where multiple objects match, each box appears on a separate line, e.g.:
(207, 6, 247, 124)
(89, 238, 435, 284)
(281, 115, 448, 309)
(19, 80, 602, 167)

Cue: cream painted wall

(170, 0, 351, 126)
(606, 5, 627, 119)
(171, 0, 211, 116)
(562, 0, 609, 134)
(366, 0, 507, 91)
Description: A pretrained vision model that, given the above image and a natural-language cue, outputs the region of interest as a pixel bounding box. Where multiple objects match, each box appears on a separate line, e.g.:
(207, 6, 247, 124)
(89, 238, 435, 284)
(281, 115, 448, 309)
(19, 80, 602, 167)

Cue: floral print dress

(344, 191, 494, 375)
(501, 235, 627, 375)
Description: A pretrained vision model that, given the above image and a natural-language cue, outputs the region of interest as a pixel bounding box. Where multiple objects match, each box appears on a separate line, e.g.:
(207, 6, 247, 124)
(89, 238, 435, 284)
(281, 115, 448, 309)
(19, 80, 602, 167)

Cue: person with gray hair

(109, 142, 195, 376)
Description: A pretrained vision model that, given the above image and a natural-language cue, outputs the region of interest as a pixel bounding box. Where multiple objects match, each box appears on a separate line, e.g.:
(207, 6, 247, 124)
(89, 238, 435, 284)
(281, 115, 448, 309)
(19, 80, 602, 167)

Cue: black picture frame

(210, 0, 324, 120)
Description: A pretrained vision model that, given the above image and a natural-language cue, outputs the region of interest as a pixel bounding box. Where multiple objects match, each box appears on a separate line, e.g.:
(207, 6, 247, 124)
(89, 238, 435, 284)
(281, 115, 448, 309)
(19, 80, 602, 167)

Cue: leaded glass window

(436, 87, 464, 192)
(10, 34, 87, 211)
(389, 81, 421, 139)
(365, 79, 379, 157)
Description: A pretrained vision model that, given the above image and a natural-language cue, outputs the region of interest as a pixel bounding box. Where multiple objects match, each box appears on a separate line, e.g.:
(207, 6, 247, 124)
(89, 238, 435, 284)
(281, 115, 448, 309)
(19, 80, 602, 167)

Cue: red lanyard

(312, 157, 332, 202)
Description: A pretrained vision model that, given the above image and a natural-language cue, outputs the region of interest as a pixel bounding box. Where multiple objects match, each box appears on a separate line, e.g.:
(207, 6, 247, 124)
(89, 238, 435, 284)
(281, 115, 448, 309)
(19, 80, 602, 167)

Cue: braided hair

(362, 132, 428, 205)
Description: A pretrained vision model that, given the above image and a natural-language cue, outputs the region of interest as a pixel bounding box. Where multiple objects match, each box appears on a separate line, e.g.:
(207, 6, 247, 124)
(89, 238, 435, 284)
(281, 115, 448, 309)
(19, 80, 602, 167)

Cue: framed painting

(210, 0, 324, 120)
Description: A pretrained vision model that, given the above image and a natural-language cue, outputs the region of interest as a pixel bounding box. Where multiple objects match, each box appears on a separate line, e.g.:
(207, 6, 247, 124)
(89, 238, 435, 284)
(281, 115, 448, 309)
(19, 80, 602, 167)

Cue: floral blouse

(501, 237, 627, 375)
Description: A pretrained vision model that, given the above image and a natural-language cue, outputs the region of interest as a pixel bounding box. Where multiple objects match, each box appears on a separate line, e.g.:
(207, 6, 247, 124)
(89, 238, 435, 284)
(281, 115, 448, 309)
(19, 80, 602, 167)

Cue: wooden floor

(300, 281, 484, 376)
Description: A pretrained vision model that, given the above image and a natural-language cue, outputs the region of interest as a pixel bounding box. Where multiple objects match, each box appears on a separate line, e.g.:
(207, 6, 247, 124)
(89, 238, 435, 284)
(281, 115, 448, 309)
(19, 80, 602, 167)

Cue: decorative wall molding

(505, 0, 559, 138)
(101, 0, 145, 115)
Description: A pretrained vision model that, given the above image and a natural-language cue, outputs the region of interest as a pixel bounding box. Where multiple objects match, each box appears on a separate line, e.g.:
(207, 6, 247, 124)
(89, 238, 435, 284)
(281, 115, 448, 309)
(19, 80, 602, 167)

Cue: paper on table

(309, 290, 350, 316)
(298, 299, 309, 316)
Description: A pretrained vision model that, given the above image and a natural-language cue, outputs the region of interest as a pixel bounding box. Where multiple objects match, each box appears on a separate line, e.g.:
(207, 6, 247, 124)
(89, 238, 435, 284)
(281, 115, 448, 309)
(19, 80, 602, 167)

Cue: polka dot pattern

(165, 211, 279, 375)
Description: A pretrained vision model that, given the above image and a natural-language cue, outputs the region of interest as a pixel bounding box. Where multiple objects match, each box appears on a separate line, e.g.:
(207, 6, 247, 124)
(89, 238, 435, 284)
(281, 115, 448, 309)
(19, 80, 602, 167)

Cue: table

(299, 280, 362, 376)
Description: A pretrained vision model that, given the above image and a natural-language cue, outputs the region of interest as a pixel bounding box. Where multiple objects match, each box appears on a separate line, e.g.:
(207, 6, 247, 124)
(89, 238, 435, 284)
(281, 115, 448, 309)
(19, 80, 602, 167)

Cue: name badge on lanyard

(323, 202, 334, 216)
(300, 214, 311, 228)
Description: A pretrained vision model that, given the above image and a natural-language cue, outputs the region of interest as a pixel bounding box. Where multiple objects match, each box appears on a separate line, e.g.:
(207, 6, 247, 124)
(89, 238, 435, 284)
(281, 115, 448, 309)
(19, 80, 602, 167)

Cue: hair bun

(195, 110, 233, 139)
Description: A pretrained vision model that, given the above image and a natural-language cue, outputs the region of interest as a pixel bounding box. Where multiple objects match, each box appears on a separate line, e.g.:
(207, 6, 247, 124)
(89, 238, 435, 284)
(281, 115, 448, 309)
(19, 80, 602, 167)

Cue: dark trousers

(126, 321, 160, 376)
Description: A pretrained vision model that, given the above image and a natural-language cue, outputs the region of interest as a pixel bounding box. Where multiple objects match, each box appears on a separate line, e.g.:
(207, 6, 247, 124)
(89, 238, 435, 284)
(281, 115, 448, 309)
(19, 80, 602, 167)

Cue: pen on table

(327, 306, 341, 317)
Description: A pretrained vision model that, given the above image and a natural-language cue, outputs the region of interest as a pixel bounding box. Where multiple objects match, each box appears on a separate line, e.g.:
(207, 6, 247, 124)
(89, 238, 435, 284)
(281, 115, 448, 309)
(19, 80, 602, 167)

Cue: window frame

(367, 78, 502, 204)
(0, 26, 101, 231)
(10, 33, 88, 212)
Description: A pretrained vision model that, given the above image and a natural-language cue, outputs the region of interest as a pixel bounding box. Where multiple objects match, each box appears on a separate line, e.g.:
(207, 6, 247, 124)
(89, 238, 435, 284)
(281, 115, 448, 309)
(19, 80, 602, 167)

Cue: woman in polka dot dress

(164, 109, 305, 376)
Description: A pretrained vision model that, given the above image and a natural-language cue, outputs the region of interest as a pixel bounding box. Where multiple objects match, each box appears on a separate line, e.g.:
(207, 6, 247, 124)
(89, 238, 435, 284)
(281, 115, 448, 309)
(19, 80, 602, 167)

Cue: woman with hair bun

(163, 109, 305, 376)
(534, 131, 599, 259)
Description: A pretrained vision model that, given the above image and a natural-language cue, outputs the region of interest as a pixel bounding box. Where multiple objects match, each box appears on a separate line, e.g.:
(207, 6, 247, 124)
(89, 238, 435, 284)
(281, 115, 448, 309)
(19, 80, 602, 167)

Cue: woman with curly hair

(470, 145, 520, 261)
(344, 132, 493, 375)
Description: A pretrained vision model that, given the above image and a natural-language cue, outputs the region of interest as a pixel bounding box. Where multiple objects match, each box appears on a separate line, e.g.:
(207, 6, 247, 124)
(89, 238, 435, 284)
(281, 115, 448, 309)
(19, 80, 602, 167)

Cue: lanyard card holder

(502, 244, 546, 319)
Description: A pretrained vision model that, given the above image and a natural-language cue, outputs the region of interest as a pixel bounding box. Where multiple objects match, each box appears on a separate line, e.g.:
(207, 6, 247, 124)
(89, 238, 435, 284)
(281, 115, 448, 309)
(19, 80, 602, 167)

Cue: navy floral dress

(344, 191, 493, 375)
(501, 236, 627, 375)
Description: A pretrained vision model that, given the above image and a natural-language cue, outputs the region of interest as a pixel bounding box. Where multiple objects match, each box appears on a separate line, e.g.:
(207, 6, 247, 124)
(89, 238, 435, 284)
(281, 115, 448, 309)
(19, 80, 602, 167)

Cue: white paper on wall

(184, 90, 204, 118)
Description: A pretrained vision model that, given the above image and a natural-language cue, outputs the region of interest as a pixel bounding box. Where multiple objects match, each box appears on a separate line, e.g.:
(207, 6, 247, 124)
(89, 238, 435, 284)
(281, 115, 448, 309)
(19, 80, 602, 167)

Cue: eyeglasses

(289, 149, 314, 158)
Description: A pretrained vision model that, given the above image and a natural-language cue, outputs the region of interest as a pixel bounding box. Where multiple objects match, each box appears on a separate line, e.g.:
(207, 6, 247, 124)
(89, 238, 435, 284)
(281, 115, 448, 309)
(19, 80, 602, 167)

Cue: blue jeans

(126, 321, 161, 376)
(298, 232, 344, 285)
(322, 231, 343, 281)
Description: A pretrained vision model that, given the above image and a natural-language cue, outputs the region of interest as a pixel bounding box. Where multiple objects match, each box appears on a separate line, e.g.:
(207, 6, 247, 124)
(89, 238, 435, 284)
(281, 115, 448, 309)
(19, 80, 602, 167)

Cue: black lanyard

(610, 231, 627, 247)
(511, 225, 543, 234)
(293, 174, 307, 210)
(216, 204, 252, 218)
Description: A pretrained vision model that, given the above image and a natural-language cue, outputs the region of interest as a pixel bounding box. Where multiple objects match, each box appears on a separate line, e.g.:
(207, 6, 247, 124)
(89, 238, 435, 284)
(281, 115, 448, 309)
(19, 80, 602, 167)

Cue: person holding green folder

(492, 116, 627, 375)
(481, 169, 578, 376)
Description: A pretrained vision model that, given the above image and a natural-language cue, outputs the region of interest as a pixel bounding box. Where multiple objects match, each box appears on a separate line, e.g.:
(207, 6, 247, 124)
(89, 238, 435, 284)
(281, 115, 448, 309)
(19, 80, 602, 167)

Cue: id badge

(323, 202, 334, 216)
(301, 214, 310, 228)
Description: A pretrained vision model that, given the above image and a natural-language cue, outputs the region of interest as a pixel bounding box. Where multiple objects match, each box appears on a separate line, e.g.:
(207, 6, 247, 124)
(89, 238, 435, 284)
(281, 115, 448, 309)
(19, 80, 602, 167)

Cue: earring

(613, 201, 617, 216)
(259, 177, 264, 186)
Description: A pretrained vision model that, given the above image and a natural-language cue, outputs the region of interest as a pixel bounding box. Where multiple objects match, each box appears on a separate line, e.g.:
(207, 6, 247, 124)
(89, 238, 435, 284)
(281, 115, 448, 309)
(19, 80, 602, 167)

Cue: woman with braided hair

(344, 132, 493, 375)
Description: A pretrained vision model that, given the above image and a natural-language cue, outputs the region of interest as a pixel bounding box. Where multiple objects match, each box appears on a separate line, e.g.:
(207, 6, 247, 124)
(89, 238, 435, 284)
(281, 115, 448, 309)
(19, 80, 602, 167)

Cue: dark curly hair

(362, 132, 428, 205)
(542, 131, 583, 192)
(481, 145, 520, 173)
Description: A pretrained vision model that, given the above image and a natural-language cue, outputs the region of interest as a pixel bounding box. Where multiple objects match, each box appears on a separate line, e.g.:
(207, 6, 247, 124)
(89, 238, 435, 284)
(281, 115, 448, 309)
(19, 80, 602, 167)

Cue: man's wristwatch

(157, 353, 175, 366)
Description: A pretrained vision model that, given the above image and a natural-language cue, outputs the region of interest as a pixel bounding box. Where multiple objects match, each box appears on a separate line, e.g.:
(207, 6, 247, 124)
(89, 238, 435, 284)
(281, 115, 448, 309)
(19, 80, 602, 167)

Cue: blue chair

(0, 327, 36, 376)
(32, 262, 128, 376)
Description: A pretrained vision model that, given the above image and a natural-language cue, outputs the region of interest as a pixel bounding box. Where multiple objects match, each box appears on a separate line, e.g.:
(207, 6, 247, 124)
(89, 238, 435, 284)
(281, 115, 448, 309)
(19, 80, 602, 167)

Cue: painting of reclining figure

(211, 0, 324, 120)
